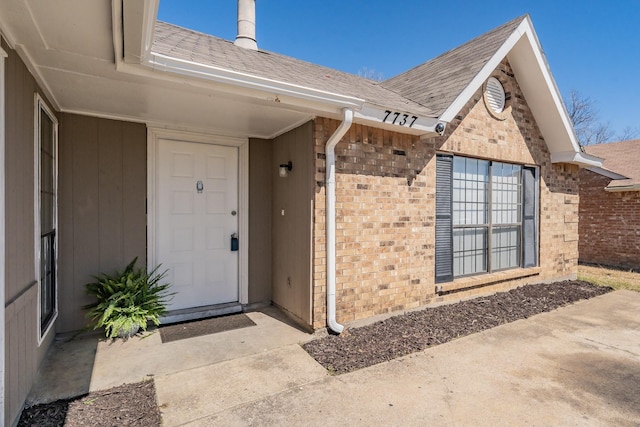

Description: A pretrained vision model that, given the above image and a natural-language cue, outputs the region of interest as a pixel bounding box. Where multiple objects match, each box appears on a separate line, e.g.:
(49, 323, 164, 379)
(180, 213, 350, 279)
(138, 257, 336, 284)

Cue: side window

(435, 154, 538, 283)
(36, 95, 58, 340)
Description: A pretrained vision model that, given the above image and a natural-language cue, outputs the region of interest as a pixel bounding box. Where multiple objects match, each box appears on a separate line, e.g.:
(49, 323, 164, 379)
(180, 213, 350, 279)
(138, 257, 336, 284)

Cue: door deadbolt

(231, 210, 237, 216)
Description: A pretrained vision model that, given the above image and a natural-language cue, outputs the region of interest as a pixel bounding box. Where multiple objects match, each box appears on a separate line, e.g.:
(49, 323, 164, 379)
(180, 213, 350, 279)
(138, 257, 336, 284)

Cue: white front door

(156, 138, 238, 311)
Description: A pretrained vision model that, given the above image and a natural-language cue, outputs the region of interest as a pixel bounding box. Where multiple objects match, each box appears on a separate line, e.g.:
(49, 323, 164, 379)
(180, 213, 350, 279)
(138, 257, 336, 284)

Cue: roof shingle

(584, 140, 640, 187)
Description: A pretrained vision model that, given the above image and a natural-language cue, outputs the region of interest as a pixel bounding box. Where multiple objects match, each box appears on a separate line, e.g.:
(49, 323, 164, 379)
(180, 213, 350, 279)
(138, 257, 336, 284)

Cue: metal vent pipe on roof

(235, 0, 258, 50)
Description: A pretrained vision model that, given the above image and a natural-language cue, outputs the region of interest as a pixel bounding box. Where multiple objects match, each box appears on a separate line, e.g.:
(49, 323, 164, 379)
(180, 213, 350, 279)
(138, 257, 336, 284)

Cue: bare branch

(357, 66, 384, 82)
(616, 126, 640, 141)
(566, 89, 597, 128)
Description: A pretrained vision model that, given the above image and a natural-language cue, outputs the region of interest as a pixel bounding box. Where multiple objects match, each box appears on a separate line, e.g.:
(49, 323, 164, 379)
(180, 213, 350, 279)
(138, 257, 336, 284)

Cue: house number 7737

(382, 110, 418, 127)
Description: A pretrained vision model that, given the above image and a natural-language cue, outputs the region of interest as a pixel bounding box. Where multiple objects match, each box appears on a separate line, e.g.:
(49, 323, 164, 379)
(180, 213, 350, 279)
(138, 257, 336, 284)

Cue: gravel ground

(302, 281, 612, 374)
(18, 280, 610, 425)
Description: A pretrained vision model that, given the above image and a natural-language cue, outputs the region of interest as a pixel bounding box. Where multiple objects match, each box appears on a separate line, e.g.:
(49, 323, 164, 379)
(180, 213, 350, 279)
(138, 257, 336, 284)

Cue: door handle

(231, 233, 239, 251)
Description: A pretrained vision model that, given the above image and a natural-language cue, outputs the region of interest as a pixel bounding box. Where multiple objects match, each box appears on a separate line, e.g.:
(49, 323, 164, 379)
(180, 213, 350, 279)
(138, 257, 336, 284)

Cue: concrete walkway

(30, 291, 640, 426)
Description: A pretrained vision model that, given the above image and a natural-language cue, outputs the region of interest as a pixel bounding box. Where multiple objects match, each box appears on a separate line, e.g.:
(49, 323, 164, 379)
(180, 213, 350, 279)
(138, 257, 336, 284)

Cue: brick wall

(579, 169, 640, 269)
(311, 60, 580, 328)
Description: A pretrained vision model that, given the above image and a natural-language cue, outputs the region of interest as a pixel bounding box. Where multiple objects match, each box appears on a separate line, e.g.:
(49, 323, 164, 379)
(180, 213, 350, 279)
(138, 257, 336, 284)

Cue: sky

(158, 1, 640, 138)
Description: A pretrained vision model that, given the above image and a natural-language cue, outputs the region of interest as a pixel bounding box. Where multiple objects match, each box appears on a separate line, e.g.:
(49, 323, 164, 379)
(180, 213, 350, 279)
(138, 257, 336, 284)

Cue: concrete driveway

(30, 291, 640, 426)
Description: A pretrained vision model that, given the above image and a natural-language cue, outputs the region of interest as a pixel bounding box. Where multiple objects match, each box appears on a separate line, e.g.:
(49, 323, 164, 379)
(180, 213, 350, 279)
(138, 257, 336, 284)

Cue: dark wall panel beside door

(58, 113, 146, 332)
(271, 121, 314, 327)
(248, 138, 272, 304)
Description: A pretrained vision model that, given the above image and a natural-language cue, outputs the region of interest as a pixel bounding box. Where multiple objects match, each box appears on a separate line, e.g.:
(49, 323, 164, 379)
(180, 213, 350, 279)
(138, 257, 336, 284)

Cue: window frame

(34, 93, 58, 343)
(436, 153, 539, 283)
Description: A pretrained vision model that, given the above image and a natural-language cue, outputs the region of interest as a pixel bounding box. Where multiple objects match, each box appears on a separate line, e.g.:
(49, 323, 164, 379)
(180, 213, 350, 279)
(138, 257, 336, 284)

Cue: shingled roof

(381, 15, 526, 116)
(583, 140, 640, 189)
(152, 17, 528, 121)
(152, 21, 439, 118)
(147, 14, 599, 167)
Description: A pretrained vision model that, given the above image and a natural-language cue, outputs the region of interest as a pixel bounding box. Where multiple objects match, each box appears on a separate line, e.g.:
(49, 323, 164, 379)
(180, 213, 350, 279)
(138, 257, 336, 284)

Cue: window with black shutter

(435, 154, 538, 283)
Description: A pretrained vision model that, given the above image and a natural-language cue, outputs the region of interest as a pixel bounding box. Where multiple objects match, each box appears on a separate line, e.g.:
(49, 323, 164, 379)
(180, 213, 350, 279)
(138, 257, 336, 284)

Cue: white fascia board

(355, 104, 440, 135)
(550, 151, 603, 167)
(122, 0, 159, 64)
(605, 183, 640, 192)
(146, 52, 365, 110)
(515, 18, 583, 155)
(585, 166, 628, 180)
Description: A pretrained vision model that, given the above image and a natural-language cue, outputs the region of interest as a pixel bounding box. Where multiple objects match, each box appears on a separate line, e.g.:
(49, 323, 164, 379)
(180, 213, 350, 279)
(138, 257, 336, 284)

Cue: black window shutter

(522, 166, 538, 268)
(435, 154, 453, 283)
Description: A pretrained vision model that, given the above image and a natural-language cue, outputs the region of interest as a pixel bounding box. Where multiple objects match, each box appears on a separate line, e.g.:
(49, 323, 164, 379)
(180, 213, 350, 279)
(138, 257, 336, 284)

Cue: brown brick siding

(578, 169, 640, 269)
(311, 60, 579, 329)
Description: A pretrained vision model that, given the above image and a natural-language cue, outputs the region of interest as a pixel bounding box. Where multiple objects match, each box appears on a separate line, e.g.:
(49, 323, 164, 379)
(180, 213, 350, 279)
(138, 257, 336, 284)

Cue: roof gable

(382, 16, 524, 117)
(382, 15, 602, 168)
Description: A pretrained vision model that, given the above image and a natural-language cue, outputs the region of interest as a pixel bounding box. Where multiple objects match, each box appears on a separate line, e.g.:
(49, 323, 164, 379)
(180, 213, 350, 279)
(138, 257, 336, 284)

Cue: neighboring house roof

(583, 140, 640, 190)
(382, 16, 525, 117)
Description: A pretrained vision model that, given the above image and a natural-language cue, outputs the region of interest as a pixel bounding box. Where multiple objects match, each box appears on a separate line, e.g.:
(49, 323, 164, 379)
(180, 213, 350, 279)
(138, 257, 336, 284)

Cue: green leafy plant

(84, 258, 174, 339)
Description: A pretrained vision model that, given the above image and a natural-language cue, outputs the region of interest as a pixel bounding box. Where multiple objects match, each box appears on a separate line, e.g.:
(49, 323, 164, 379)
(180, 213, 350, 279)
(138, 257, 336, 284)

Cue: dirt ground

(578, 263, 640, 292)
(19, 279, 612, 426)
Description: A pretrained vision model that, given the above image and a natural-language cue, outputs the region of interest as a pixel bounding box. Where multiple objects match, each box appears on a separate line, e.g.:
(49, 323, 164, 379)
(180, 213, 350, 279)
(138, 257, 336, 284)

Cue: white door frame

(147, 127, 249, 305)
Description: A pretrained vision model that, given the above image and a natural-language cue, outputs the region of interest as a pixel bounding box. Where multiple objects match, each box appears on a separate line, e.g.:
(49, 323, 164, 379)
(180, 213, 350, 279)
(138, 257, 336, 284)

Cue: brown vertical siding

(57, 113, 147, 332)
(248, 138, 272, 303)
(271, 122, 314, 326)
(3, 38, 56, 427)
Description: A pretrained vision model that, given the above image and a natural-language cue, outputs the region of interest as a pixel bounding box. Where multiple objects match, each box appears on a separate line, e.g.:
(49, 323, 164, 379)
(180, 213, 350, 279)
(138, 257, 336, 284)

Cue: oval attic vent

(485, 77, 506, 113)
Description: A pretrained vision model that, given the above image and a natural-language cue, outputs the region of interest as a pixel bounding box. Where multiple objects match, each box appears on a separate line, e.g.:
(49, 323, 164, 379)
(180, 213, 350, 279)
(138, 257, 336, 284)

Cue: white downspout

(325, 108, 353, 334)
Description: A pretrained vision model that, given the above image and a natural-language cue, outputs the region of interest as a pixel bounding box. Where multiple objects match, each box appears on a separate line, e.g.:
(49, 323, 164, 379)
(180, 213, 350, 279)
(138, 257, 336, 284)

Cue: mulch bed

(302, 280, 612, 374)
(18, 380, 161, 427)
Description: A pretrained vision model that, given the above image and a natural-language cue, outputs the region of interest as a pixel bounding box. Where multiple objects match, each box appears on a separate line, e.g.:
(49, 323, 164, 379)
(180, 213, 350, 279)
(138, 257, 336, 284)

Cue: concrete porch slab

(155, 344, 327, 426)
(27, 306, 314, 405)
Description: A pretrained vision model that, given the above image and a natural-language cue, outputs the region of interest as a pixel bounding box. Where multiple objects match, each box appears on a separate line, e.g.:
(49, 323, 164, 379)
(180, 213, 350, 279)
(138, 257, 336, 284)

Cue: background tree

(565, 89, 639, 146)
(357, 66, 384, 82)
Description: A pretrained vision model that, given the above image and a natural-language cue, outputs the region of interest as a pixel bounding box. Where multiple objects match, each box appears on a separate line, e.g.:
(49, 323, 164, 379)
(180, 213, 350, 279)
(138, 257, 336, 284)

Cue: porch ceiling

(0, 0, 313, 139)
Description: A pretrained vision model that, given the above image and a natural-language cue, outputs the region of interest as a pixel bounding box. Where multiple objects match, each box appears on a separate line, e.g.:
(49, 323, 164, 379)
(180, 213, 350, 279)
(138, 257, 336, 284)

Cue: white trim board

(0, 45, 8, 426)
(147, 127, 250, 306)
